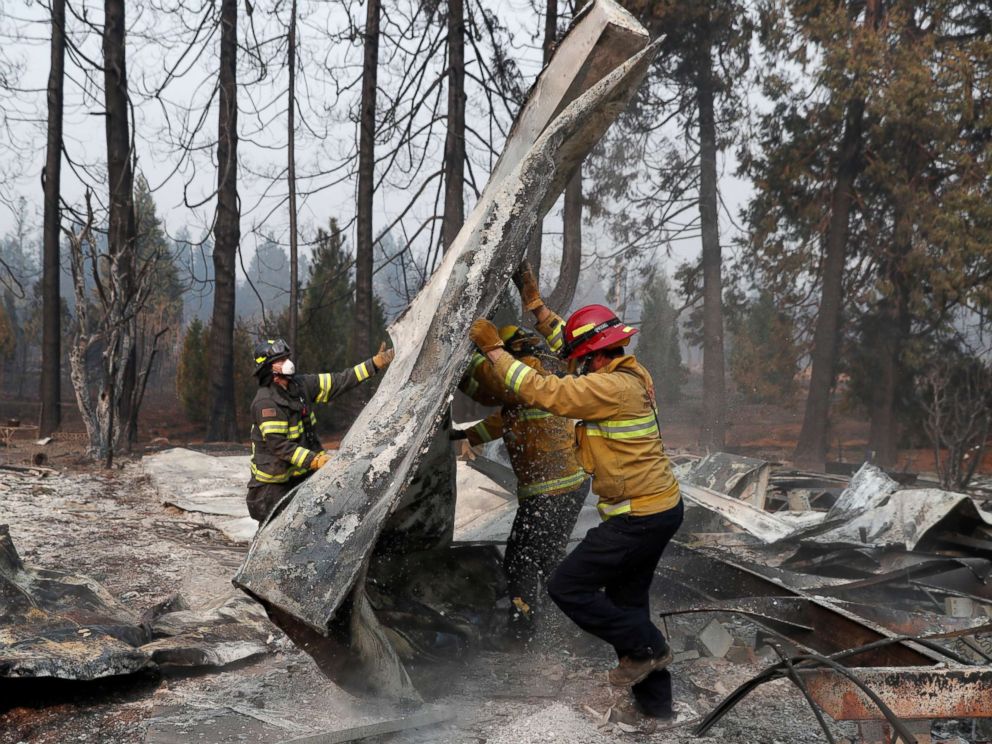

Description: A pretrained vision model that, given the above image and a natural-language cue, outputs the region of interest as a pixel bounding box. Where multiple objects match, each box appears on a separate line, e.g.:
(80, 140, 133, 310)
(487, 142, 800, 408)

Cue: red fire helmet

(561, 304, 637, 359)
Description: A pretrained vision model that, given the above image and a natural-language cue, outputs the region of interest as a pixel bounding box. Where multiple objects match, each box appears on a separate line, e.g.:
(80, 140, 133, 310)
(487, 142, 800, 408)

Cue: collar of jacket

(596, 354, 646, 381)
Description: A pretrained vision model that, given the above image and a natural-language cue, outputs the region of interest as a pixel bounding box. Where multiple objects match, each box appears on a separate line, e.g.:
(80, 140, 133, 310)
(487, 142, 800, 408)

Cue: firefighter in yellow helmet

(467, 263, 683, 729)
(247, 337, 394, 523)
(455, 324, 589, 643)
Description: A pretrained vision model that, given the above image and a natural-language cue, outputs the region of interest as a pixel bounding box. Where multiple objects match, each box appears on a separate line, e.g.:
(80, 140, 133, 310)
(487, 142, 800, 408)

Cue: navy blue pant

(548, 500, 684, 716)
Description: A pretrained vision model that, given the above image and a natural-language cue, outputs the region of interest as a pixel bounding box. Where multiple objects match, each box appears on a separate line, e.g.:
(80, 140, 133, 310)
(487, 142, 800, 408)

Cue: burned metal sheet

(683, 452, 772, 508)
(234, 0, 657, 697)
(1, 525, 275, 681)
(655, 543, 948, 667)
(680, 483, 795, 543)
(0, 525, 150, 680)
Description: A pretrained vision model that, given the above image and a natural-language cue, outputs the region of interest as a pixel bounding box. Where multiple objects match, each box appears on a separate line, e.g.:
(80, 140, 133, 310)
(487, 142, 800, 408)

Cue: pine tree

(728, 292, 799, 404)
(636, 271, 686, 406)
(177, 318, 209, 425)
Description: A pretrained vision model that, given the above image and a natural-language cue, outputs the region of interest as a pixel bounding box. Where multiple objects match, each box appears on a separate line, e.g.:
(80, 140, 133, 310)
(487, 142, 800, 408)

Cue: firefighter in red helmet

(468, 263, 684, 730)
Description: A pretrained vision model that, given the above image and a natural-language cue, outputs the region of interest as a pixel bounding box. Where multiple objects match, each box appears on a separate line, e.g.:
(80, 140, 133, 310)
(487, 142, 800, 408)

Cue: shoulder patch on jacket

(261, 407, 278, 418)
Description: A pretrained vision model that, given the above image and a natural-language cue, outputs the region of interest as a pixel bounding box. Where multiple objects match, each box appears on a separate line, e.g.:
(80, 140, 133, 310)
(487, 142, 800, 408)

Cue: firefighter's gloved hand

(373, 341, 395, 370)
(310, 452, 331, 470)
(470, 319, 503, 353)
(512, 261, 543, 311)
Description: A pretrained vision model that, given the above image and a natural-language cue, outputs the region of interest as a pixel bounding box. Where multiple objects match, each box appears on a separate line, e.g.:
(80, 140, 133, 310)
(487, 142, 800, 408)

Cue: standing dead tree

(63, 192, 158, 465)
(40, 0, 66, 437)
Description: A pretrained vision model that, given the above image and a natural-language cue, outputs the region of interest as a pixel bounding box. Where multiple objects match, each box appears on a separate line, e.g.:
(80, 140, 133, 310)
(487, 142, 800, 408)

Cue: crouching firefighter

(247, 337, 394, 522)
(469, 263, 684, 729)
(454, 326, 590, 644)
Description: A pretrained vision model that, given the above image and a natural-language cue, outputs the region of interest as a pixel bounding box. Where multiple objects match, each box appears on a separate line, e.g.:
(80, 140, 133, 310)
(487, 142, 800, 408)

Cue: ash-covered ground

(0, 462, 859, 743)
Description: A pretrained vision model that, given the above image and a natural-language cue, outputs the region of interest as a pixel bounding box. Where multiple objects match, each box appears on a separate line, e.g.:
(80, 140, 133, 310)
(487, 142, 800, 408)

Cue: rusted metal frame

(768, 641, 838, 744)
(694, 650, 919, 743)
(695, 626, 992, 738)
(801, 667, 992, 721)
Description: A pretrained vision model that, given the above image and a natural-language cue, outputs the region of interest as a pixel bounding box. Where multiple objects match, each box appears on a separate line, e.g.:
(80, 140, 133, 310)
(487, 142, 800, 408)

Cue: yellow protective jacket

(459, 352, 587, 501)
(492, 346, 680, 518)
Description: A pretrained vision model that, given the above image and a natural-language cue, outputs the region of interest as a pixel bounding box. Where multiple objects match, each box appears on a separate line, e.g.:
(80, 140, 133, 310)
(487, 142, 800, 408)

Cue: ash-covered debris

(665, 453, 992, 742)
(0, 525, 274, 682)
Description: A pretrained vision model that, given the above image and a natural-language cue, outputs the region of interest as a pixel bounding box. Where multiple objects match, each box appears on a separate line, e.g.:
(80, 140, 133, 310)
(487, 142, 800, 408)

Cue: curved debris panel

(234, 0, 658, 698)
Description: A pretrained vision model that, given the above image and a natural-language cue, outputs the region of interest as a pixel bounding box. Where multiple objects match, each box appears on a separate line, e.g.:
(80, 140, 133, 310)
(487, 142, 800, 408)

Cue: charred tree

(352, 0, 380, 363)
(696, 48, 726, 451)
(207, 0, 240, 441)
(103, 0, 137, 462)
(547, 171, 582, 313)
(39, 0, 65, 437)
(441, 0, 466, 252)
(793, 97, 865, 469)
(287, 0, 300, 351)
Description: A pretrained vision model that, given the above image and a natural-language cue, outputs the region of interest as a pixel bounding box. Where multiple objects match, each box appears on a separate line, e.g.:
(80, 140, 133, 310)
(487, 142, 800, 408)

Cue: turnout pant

(504, 480, 589, 627)
(246, 474, 311, 523)
(548, 499, 684, 716)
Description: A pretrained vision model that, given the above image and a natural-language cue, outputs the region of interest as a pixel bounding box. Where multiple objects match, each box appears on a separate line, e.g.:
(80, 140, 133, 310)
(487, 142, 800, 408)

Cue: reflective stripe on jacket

(459, 352, 587, 501)
(249, 360, 377, 486)
(491, 343, 680, 517)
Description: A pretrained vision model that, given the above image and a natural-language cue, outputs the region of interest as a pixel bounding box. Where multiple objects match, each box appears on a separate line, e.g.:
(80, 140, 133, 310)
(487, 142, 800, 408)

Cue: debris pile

(0, 524, 272, 681)
(659, 453, 992, 741)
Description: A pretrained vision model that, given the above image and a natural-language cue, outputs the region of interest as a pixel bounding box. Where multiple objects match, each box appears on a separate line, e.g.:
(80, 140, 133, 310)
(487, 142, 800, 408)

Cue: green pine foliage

(636, 271, 686, 405)
(176, 318, 208, 424)
(298, 219, 387, 431)
(728, 292, 799, 404)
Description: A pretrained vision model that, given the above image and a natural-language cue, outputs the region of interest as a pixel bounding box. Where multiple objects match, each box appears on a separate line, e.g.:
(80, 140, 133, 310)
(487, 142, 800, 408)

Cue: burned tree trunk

(103, 0, 137, 463)
(65, 193, 154, 462)
(287, 0, 299, 351)
(793, 97, 865, 470)
(207, 0, 240, 441)
(547, 170, 582, 313)
(352, 0, 380, 363)
(39, 0, 66, 438)
(696, 53, 726, 451)
(441, 0, 465, 252)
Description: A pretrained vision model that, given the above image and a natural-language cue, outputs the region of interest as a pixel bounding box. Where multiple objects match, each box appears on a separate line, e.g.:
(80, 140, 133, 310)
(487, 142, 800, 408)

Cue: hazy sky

(0, 0, 750, 293)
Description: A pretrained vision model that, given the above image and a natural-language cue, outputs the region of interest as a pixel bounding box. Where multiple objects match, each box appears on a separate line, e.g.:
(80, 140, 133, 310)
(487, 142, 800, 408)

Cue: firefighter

(247, 337, 394, 523)
(468, 266, 684, 728)
(454, 326, 589, 643)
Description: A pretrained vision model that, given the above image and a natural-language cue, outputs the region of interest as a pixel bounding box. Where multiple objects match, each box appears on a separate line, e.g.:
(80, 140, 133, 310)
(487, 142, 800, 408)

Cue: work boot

(608, 643, 673, 687)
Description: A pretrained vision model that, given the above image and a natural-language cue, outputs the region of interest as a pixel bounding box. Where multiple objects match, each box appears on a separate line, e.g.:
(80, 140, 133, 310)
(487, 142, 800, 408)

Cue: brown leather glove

(310, 451, 331, 470)
(512, 261, 543, 311)
(372, 341, 395, 370)
(469, 319, 504, 353)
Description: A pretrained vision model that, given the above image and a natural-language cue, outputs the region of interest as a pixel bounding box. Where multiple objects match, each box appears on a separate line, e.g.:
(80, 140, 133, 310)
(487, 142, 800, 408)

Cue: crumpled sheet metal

(808, 487, 992, 551)
(0, 525, 150, 680)
(0, 525, 271, 680)
(234, 0, 655, 639)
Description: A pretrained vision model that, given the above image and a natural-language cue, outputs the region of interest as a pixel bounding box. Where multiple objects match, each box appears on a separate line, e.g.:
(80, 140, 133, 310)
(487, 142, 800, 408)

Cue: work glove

(372, 341, 395, 370)
(512, 261, 544, 311)
(458, 440, 477, 461)
(470, 319, 504, 353)
(310, 451, 331, 470)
